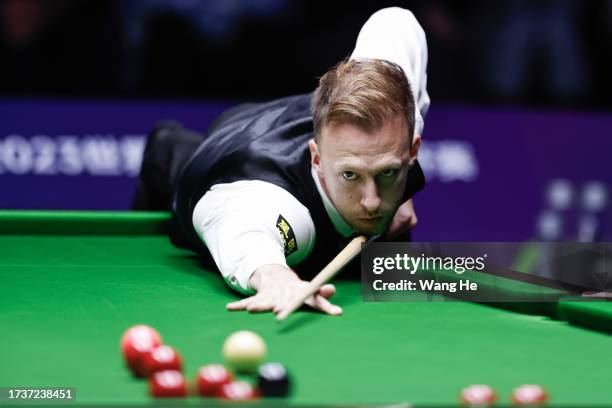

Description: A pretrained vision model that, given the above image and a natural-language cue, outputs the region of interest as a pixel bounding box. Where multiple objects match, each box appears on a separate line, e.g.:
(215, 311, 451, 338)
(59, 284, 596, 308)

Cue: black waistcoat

(172, 93, 425, 279)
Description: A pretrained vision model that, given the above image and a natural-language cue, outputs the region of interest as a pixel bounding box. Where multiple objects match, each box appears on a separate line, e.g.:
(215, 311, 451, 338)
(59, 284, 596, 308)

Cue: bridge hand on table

(225, 264, 343, 316)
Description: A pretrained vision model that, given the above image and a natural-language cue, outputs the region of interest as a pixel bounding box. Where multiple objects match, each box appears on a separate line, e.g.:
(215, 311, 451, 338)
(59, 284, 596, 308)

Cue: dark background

(1, 0, 610, 108)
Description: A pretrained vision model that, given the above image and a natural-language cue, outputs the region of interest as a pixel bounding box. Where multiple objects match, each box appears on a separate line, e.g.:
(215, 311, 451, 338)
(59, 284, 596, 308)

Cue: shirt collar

(311, 166, 354, 237)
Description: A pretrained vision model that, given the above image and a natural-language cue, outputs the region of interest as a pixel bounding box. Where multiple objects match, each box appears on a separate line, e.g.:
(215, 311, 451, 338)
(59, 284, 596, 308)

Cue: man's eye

(341, 171, 358, 180)
(380, 169, 398, 177)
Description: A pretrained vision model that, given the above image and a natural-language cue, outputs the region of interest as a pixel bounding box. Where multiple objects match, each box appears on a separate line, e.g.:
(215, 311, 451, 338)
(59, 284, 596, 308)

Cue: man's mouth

(359, 216, 384, 224)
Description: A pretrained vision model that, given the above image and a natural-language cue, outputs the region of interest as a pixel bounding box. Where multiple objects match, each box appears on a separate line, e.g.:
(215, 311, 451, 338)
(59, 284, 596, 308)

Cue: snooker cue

(276, 235, 367, 321)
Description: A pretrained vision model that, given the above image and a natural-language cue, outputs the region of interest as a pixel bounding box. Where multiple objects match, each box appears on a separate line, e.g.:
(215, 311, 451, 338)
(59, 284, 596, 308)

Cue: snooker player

(133, 7, 430, 316)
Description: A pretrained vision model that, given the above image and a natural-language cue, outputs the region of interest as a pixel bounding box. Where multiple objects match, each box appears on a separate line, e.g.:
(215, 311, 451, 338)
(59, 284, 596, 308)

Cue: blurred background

(1, 0, 611, 104)
(0, 0, 610, 242)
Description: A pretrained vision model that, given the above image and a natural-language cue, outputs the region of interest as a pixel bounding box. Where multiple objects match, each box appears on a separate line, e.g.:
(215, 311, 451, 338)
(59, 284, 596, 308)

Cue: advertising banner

(1, 100, 610, 241)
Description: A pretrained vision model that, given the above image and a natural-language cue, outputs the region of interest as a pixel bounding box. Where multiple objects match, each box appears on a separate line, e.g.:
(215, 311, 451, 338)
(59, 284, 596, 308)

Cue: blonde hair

(312, 59, 415, 142)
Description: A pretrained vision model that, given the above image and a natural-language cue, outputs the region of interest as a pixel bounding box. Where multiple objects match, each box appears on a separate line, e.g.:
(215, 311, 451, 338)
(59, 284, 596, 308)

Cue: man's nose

(360, 179, 381, 214)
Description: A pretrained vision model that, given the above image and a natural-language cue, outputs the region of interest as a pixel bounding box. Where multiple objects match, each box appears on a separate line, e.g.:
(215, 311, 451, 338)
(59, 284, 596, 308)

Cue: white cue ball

(222, 330, 267, 372)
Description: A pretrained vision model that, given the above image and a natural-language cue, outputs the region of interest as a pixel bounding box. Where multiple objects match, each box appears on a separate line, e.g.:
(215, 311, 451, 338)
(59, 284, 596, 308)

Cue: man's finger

(317, 283, 336, 299)
(386, 206, 416, 239)
(246, 298, 275, 313)
(226, 298, 251, 311)
(305, 294, 342, 316)
(407, 213, 417, 228)
(386, 218, 404, 239)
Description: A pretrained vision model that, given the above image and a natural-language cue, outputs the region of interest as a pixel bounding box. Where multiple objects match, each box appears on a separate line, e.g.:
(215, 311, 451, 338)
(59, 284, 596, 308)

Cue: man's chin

(352, 219, 388, 236)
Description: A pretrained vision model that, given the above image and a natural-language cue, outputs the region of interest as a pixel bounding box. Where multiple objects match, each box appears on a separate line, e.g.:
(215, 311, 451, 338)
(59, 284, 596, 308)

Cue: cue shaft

(276, 235, 367, 321)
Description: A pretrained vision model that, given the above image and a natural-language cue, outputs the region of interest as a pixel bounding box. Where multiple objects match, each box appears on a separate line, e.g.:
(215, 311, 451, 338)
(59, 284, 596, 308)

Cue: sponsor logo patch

(276, 214, 298, 257)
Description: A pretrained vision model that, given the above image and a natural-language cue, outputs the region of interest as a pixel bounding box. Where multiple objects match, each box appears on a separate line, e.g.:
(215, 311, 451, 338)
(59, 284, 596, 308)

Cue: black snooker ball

(257, 362, 290, 397)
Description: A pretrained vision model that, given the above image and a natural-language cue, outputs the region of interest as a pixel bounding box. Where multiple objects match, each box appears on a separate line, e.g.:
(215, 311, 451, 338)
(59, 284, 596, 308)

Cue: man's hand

(386, 198, 418, 239)
(226, 264, 343, 316)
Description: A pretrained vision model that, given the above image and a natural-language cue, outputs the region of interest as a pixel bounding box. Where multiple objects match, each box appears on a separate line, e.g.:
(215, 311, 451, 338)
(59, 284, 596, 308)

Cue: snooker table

(1, 210, 612, 407)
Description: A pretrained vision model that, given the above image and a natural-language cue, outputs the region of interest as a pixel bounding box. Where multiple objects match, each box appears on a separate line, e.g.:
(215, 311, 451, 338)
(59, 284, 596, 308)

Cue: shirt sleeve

(192, 180, 316, 294)
(350, 7, 430, 136)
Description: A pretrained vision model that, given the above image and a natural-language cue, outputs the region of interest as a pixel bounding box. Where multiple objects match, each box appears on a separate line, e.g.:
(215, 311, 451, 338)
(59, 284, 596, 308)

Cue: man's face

(309, 114, 419, 235)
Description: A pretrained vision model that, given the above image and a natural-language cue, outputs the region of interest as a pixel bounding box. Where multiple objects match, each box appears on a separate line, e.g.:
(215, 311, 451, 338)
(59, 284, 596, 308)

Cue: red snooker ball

(149, 370, 187, 398)
(197, 364, 234, 396)
(511, 384, 548, 405)
(217, 381, 260, 401)
(143, 345, 183, 376)
(120, 325, 162, 377)
(460, 384, 497, 406)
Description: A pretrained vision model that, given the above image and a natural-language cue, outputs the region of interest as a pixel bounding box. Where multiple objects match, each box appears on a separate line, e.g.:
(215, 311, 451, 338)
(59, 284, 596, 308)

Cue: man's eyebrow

(335, 158, 404, 170)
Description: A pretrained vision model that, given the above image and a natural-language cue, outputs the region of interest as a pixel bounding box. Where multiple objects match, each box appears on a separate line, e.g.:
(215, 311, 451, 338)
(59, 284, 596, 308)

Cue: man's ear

(308, 139, 322, 173)
(409, 134, 422, 166)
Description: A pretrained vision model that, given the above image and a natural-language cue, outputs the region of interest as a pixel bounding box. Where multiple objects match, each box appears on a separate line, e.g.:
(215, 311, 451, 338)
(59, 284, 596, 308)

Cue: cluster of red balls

(460, 384, 548, 406)
(120, 324, 258, 400)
